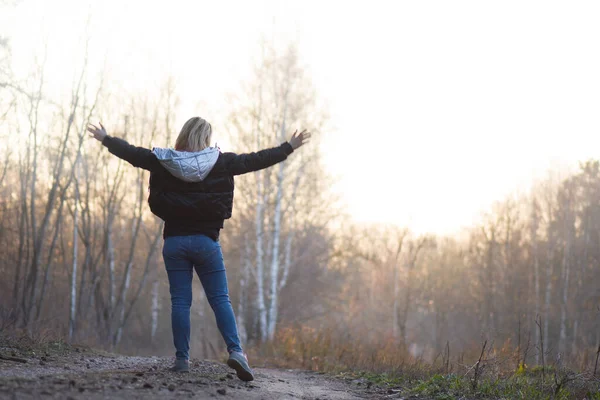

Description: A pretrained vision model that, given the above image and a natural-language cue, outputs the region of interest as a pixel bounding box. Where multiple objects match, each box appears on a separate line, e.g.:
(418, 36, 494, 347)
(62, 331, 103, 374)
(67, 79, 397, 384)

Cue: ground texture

(0, 344, 402, 399)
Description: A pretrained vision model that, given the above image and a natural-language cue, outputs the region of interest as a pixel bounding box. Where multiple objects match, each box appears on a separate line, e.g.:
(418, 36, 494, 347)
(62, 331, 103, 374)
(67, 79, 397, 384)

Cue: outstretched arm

(226, 129, 311, 176)
(87, 122, 161, 172)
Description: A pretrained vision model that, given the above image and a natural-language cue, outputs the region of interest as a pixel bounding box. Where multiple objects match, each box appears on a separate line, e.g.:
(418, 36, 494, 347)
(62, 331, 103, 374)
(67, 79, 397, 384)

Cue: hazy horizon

(2, 0, 600, 235)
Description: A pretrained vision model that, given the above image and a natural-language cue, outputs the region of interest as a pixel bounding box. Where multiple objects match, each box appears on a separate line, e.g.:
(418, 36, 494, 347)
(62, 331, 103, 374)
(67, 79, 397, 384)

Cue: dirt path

(0, 347, 392, 399)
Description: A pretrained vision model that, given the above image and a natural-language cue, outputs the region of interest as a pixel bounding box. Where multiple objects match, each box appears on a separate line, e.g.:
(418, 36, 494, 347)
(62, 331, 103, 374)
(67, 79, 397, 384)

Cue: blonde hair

(174, 117, 212, 152)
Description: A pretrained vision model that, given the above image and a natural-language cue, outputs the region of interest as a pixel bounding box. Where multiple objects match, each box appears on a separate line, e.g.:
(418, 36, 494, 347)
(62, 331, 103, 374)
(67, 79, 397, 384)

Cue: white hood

(152, 147, 220, 182)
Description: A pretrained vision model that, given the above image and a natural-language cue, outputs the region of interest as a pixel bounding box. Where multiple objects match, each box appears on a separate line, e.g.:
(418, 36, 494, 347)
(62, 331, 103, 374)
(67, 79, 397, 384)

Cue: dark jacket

(101, 135, 294, 240)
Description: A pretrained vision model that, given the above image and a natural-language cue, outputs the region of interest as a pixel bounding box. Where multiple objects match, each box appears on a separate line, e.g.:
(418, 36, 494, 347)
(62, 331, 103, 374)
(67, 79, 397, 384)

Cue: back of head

(175, 117, 212, 152)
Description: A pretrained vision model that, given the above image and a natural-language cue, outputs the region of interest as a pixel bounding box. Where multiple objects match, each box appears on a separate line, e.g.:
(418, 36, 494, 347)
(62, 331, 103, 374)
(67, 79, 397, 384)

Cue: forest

(1, 6, 600, 400)
(1, 36, 599, 373)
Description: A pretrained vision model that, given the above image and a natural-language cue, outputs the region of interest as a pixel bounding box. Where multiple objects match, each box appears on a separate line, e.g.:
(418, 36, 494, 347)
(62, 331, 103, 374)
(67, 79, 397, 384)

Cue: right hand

(289, 129, 311, 150)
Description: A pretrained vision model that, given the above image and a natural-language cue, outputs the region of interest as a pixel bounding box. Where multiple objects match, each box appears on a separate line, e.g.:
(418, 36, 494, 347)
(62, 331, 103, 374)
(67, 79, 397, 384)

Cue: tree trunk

(267, 159, 285, 341)
(255, 161, 268, 341)
(35, 193, 65, 321)
(108, 222, 115, 316)
(14, 155, 29, 314)
(392, 239, 404, 338)
(279, 227, 295, 291)
(559, 231, 570, 355)
(571, 317, 578, 358)
(530, 199, 541, 364)
(113, 172, 145, 346)
(543, 241, 553, 356)
(118, 223, 163, 342)
(151, 273, 160, 342)
(27, 57, 85, 328)
(398, 238, 426, 345)
(69, 166, 79, 341)
(558, 186, 573, 356)
(114, 263, 131, 346)
(237, 236, 251, 346)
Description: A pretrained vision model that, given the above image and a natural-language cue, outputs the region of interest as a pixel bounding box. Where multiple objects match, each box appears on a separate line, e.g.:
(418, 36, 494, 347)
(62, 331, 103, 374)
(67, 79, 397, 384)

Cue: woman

(87, 117, 310, 381)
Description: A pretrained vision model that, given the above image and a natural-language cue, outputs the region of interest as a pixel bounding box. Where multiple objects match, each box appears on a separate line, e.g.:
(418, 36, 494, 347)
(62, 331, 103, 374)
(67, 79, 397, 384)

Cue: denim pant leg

(190, 236, 243, 354)
(162, 236, 194, 360)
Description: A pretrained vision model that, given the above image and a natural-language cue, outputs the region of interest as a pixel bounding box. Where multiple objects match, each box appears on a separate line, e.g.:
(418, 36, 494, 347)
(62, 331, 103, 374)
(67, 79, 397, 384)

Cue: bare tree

(529, 196, 541, 364)
(225, 42, 330, 343)
(397, 236, 432, 345)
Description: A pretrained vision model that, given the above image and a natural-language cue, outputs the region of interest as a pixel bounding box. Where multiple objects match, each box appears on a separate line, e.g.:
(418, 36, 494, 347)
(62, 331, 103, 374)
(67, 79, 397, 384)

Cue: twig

(517, 317, 521, 369)
(536, 315, 545, 385)
(594, 343, 600, 378)
(552, 353, 581, 396)
(472, 340, 487, 391)
(0, 355, 28, 363)
(594, 306, 600, 378)
(522, 331, 531, 369)
(445, 341, 450, 374)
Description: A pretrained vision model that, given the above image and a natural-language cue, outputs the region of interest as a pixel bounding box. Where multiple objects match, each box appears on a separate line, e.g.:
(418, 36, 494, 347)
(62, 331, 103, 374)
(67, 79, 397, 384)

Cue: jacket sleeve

(102, 135, 162, 172)
(223, 142, 294, 176)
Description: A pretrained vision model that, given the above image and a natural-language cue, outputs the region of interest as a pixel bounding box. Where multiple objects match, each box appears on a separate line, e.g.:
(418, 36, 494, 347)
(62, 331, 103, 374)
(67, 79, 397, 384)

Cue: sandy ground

(0, 346, 399, 399)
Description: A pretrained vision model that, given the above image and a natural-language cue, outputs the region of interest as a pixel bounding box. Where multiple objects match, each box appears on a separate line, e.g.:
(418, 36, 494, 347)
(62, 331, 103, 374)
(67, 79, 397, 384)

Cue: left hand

(87, 121, 108, 142)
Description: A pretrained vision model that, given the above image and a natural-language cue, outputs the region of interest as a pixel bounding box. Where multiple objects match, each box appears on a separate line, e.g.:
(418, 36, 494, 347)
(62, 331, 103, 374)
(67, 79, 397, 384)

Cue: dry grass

(253, 325, 600, 399)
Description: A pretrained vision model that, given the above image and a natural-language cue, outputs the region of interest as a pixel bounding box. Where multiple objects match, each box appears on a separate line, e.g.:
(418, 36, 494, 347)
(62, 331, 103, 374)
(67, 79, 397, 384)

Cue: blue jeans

(162, 234, 243, 360)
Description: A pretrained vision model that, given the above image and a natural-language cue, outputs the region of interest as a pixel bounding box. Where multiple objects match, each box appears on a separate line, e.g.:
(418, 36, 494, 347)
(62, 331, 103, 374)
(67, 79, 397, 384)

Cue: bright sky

(3, 0, 600, 235)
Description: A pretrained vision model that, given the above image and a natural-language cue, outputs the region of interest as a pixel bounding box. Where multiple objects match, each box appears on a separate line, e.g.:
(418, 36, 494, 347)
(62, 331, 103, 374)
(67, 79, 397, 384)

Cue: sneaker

(227, 352, 254, 381)
(170, 358, 189, 373)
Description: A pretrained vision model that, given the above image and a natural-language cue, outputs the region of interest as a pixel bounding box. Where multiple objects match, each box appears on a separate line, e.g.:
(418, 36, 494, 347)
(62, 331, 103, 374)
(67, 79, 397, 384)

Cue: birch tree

(225, 42, 329, 343)
(529, 196, 541, 364)
(557, 178, 576, 355)
(390, 229, 408, 338)
(397, 236, 431, 345)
